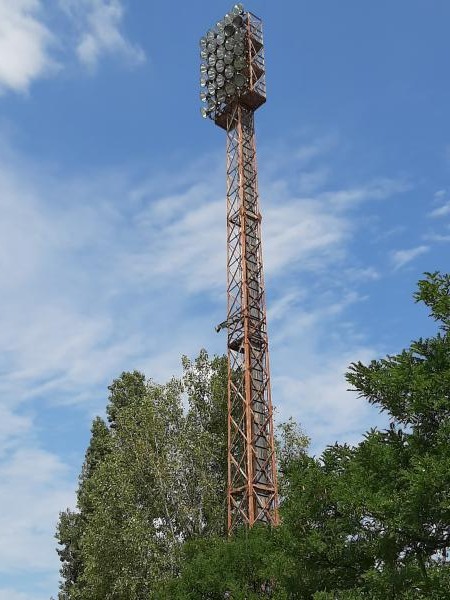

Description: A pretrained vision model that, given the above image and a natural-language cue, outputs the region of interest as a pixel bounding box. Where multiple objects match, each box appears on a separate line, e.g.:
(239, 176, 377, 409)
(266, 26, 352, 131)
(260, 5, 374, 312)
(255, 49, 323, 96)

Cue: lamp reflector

(217, 89, 226, 102)
(224, 24, 236, 37)
(207, 41, 216, 53)
(216, 33, 225, 45)
(200, 91, 207, 102)
(234, 56, 246, 70)
(208, 54, 216, 67)
(225, 38, 235, 51)
(234, 72, 246, 88)
(200, 49, 208, 60)
(216, 74, 225, 88)
(207, 67, 216, 81)
(200, 64, 208, 75)
(207, 30, 215, 41)
(200, 77, 207, 87)
(225, 65, 234, 79)
(233, 15, 244, 28)
(225, 82, 236, 95)
(224, 51, 234, 64)
(216, 59, 225, 73)
(201, 106, 208, 118)
(234, 42, 244, 56)
(216, 46, 225, 60)
(232, 3, 244, 15)
(200, 37, 207, 49)
(208, 82, 216, 94)
(224, 13, 233, 25)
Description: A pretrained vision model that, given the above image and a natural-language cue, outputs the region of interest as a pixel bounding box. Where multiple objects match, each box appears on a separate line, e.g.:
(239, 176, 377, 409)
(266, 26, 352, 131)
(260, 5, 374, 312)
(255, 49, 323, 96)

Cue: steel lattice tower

(200, 5, 279, 533)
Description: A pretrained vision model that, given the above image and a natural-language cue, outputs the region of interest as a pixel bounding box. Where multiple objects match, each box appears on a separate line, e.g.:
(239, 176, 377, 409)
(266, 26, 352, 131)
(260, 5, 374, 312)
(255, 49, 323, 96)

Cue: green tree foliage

(55, 351, 228, 599)
(56, 273, 450, 599)
(163, 273, 450, 599)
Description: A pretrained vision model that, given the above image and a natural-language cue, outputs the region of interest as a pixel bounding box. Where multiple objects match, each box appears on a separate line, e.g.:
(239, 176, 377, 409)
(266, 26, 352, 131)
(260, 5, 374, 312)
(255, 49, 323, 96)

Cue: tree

(163, 273, 450, 599)
(55, 351, 228, 599)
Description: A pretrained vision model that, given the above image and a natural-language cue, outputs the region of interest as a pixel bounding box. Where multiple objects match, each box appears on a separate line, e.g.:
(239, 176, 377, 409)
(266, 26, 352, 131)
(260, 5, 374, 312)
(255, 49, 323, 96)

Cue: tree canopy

(56, 272, 450, 599)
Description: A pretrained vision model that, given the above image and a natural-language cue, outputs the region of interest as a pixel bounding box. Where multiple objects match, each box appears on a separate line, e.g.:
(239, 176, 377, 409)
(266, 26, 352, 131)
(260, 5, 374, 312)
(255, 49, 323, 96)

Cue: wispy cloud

(391, 245, 429, 270)
(429, 202, 450, 218)
(59, 0, 145, 70)
(0, 0, 57, 93)
(0, 448, 74, 574)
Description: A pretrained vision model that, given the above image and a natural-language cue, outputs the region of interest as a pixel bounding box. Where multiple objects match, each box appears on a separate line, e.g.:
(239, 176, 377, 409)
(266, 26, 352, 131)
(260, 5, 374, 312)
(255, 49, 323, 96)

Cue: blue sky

(0, 0, 449, 598)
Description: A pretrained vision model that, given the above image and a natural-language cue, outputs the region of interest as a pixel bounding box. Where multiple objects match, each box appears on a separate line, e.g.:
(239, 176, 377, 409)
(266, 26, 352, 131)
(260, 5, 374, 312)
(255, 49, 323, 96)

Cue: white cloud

(60, 0, 145, 69)
(429, 202, 450, 218)
(0, 448, 75, 574)
(0, 0, 56, 93)
(273, 347, 383, 454)
(391, 245, 429, 270)
(0, 590, 47, 600)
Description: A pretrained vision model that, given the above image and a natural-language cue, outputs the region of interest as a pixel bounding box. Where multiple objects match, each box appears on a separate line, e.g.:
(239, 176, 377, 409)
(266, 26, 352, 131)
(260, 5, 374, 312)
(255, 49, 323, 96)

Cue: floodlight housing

(199, 4, 266, 129)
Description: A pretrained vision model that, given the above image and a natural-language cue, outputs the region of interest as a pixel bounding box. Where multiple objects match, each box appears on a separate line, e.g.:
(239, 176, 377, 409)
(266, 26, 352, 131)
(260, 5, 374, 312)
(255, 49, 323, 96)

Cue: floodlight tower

(199, 4, 279, 533)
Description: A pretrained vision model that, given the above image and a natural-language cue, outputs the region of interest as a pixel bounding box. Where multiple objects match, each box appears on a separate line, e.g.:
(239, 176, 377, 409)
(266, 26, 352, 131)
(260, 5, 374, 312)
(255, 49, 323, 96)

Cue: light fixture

(225, 38, 235, 51)
(234, 42, 244, 56)
(225, 82, 236, 95)
(199, 2, 267, 121)
(201, 106, 208, 118)
(224, 51, 234, 64)
(217, 89, 226, 103)
(224, 24, 236, 37)
(225, 65, 234, 79)
(234, 72, 246, 88)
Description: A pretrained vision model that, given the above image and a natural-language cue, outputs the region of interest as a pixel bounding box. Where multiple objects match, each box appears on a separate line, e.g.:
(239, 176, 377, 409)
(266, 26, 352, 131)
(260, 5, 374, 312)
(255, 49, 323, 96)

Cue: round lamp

(216, 74, 225, 87)
(216, 46, 225, 60)
(225, 65, 234, 79)
(224, 51, 234, 64)
(224, 24, 236, 37)
(225, 82, 236, 96)
(234, 72, 246, 88)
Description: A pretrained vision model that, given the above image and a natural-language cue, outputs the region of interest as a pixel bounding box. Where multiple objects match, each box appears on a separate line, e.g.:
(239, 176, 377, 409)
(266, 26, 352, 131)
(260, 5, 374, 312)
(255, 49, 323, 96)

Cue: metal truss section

(226, 102, 279, 533)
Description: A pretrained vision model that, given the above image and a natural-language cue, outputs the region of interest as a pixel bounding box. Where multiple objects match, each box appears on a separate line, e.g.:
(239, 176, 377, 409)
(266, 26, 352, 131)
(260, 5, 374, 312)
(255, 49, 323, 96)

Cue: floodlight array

(199, 3, 264, 121)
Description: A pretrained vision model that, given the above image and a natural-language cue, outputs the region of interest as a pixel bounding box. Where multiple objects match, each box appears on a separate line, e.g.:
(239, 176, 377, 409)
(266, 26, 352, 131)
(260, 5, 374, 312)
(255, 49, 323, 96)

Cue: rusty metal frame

(225, 99, 279, 533)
